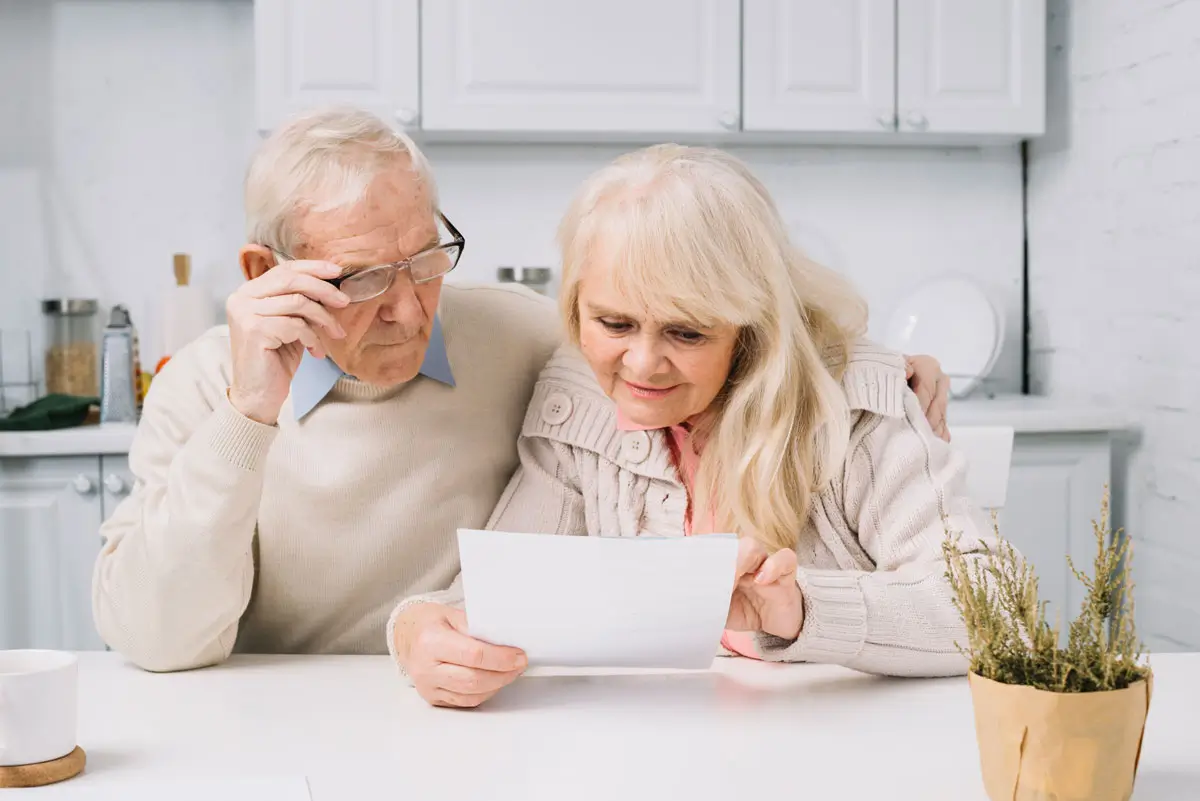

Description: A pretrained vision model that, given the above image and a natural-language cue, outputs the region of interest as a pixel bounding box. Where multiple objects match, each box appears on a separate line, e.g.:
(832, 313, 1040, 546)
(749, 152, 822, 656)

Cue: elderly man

(93, 106, 951, 674)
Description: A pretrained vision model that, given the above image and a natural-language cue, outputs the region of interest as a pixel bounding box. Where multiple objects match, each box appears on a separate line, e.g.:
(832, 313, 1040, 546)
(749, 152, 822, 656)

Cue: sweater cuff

(386, 596, 441, 684)
(387, 579, 468, 683)
(206, 392, 278, 472)
(754, 568, 868, 664)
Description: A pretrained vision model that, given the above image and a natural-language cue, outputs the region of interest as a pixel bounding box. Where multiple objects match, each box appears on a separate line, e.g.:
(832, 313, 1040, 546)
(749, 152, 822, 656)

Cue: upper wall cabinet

(742, 0, 1045, 137)
(742, 0, 897, 134)
(255, 0, 420, 132)
(254, 0, 1046, 143)
(896, 0, 1046, 136)
(420, 0, 741, 134)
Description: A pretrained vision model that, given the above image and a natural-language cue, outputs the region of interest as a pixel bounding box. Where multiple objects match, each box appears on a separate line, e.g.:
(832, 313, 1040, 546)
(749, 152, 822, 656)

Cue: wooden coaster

(0, 746, 86, 788)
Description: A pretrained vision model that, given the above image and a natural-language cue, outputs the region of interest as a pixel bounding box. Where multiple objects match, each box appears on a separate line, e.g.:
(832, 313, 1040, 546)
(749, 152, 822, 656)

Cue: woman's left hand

(726, 538, 804, 641)
(905, 354, 951, 442)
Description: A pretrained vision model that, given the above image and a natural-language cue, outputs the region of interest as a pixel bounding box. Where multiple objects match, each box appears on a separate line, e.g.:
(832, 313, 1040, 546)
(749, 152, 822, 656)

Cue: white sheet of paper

(457, 529, 739, 670)
(30, 776, 311, 801)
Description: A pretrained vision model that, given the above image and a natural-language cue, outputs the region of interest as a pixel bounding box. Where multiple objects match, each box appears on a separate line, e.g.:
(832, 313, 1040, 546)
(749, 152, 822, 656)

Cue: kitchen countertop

(12, 652, 1195, 801)
(949, 394, 1135, 434)
(0, 396, 1134, 458)
(0, 422, 139, 457)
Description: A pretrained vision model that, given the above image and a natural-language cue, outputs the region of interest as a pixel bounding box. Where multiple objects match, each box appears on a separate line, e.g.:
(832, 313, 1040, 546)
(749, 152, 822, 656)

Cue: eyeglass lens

(336, 244, 462, 301)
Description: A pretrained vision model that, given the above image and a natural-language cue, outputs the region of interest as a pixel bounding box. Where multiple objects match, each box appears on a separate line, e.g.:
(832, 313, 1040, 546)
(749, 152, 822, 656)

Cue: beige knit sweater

(93, 284, 561, 671)
(392, 342, 999, 678)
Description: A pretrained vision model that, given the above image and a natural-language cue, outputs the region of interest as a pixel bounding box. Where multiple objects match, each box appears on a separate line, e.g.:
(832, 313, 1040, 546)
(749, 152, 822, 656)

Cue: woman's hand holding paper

(726, 538, 805, 642)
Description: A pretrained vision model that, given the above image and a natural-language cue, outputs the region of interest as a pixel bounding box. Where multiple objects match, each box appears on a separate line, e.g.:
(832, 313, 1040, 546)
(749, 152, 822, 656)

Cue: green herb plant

(943, 488, 1149, 692)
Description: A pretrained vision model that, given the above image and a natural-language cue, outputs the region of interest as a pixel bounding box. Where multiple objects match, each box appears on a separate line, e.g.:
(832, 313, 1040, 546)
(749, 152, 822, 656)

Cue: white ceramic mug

(0, 650, 78, 767)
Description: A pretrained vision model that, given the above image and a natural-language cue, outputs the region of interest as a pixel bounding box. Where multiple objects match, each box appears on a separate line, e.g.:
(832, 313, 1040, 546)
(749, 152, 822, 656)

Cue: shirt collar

(290, 314, 455, 420)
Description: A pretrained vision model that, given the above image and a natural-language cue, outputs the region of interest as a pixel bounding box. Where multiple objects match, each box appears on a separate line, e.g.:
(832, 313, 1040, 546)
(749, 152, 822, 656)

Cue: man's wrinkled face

(292, 166, 442, 386)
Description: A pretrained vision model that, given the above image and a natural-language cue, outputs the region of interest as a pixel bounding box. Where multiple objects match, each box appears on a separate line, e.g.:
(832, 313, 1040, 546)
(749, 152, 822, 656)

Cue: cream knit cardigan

(391, 341, 1000, 678)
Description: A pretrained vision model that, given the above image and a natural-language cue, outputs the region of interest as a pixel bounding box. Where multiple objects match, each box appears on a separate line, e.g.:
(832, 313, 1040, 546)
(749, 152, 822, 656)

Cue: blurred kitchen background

(1, 1, 1197, 653)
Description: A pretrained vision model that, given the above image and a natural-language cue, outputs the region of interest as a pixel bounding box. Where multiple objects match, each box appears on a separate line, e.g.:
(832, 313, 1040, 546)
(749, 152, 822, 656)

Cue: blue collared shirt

(289, 315, 455, 420)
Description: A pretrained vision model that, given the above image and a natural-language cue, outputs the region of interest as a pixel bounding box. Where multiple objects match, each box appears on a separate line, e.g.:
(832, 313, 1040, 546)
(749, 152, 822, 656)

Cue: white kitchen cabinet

(254, 0, 1045, 142)
(742, 0, 896, 133)
(995, 434, 1111, 631)
(100, 454, 134, 525)
(744, 0, 1045, 137)
(419, 0, 741, 133)
(896, 0, 1046, 136)
(255, 0, 421, 132)
(0, 456, 106, 651)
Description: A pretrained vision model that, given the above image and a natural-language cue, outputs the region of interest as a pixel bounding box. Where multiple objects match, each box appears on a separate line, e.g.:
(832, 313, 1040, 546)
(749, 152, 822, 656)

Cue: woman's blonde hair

(557, 144, 868, 552)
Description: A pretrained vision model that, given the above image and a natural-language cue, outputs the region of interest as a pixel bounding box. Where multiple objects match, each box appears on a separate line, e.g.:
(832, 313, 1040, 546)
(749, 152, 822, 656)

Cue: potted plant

(943, 489, 1152, 801)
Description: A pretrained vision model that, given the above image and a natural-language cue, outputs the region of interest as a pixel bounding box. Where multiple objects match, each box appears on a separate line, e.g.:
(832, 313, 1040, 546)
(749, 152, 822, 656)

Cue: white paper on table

(457, 529, 739, 670)
(28, 776, 311, 801)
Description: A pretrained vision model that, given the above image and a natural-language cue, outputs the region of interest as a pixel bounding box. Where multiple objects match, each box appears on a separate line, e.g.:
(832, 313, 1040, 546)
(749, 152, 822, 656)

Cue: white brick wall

(1027, 0, 1200, 650)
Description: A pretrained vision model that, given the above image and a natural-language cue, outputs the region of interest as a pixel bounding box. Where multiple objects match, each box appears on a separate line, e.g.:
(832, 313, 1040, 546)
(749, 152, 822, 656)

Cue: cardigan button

(540, 392, 573, 426)
(621, 431, 651, 464)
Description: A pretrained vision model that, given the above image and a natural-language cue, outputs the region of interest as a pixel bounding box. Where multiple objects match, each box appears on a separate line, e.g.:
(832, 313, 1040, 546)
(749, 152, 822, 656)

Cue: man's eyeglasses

(271, 211, 464, 304)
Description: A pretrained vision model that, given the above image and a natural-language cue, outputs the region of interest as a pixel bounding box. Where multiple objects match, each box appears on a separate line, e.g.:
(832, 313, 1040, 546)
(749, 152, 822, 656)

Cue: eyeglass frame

(267, 210, 465, 303)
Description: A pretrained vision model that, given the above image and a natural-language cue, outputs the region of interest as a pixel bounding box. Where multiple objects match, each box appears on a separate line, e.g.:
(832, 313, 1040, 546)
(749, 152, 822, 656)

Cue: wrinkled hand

(394, 603, 527, 708)
(226, 259, 350, 425)
(905, 354, 951, 442)
(726, 538, 804, 641)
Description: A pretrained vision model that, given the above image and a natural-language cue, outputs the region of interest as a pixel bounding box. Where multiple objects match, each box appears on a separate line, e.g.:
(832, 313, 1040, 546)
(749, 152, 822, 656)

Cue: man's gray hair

(245, 106, 438, 253)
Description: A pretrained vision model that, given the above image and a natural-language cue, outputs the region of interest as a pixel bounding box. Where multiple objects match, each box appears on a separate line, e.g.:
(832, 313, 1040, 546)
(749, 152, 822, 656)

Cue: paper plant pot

(968, 672, 1152, 801)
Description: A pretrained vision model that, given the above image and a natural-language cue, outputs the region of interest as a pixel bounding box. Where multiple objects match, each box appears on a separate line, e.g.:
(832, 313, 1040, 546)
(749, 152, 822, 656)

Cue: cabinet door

(100, 454, 135, 524)
(995, 435, 1110, 631)
(0, 457, 106, 651)
(743, 0, 896, 133)
(896, 0, 1045, 135)
(255, 0, 421, 132)
(420, 0, 741, 133)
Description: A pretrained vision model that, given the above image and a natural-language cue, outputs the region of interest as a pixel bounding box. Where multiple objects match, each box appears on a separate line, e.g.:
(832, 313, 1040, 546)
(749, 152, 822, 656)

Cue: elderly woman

(390, 145, 998, 708)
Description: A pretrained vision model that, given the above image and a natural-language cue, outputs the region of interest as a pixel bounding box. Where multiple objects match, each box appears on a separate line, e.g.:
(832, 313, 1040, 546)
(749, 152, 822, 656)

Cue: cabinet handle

(71, 474, 94, 495)
(395, 108, 419, 126)
(876, 112, 897, 130)
(905, 111, 929, 131)
(718, 111, 740, 131)
(104, 474, 129, 496)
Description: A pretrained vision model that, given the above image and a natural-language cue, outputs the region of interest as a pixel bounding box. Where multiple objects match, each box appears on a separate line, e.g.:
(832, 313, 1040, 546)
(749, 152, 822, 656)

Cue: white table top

(14, 652, 1200, 800)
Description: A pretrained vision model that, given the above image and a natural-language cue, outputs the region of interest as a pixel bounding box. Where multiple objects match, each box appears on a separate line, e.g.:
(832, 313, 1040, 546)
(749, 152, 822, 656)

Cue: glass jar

(518, 267, 553, 296)
(42, 299, 100, 397)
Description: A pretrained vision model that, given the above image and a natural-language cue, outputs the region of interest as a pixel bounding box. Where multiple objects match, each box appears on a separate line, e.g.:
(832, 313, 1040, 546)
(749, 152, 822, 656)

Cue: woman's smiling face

(576, 261, 738, 430)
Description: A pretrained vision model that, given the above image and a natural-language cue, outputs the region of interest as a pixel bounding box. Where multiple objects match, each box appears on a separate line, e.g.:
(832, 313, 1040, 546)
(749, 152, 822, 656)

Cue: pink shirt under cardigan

(615, 412, 761, 659)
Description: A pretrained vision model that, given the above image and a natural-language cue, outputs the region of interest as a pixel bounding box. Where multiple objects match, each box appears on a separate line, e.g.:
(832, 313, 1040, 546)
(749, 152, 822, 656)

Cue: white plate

(883, 277, 1002, 399)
